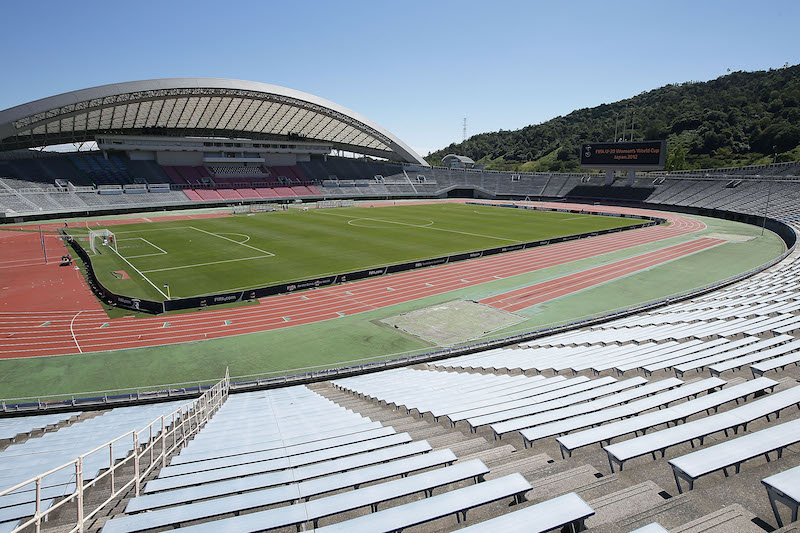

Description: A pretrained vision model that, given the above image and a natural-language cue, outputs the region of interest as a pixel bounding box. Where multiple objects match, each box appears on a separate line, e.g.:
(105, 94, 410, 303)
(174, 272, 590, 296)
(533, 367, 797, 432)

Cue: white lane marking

(70, 311, 83, 353)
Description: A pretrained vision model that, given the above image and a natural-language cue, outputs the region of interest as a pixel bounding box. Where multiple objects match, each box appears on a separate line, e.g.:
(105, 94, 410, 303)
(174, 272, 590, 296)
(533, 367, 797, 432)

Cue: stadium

(1, 72, 800, 533)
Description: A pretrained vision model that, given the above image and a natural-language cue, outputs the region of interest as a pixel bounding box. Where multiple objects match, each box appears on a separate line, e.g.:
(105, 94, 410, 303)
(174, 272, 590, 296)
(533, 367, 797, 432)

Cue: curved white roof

(0, 78, 428, 165)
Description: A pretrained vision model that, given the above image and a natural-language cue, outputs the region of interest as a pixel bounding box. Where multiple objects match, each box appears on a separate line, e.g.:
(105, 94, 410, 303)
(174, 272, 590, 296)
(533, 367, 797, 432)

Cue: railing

(1, 378, 226, 413)
(0, 369, 229, 533)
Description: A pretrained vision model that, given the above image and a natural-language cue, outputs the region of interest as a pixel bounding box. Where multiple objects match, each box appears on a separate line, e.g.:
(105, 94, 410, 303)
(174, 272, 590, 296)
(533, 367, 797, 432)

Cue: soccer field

(67, 203, 644, 301)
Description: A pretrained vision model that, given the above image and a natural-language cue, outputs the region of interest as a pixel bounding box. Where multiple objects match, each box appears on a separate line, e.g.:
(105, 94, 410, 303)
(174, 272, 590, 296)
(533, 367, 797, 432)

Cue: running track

(0, 202, 711, 358)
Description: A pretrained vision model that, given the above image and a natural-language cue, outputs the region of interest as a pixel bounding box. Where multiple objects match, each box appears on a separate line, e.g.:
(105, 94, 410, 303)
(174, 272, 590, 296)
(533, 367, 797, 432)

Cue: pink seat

(236, 188, 261, 199)
(217, 189, 243, 200)
(256, 188, 279, 198)
(196, 189, 223, 201)
(183, 189, 204, 202)
(274, 187, 297, 197)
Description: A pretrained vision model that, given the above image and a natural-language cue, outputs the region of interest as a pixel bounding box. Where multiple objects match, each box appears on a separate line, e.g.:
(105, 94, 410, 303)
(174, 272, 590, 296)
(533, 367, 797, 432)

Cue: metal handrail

(0, 369, 229, 533)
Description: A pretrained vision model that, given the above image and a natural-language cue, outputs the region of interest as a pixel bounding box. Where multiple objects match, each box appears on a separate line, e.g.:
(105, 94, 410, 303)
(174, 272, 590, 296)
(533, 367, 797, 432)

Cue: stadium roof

(442, 154, 475, 164)
(0, 78, 428, 165)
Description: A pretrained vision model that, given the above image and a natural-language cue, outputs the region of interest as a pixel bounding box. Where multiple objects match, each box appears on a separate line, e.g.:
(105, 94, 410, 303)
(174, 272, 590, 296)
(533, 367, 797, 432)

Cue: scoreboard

(580, 140, 666, 170)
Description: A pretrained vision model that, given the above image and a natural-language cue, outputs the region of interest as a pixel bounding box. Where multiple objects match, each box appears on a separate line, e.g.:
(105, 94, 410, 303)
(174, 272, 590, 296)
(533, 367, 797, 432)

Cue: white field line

(127, 237, 169, 259)
(216, 233, 251, 244)
(109, 226, 193, 234)
(110, 247, 170, 300)
(138, 238, 167, 254)
(140, 256, 273, 274)
(348, 218, 434, 228)
(314, 210, 522, 243)
(189, 226, 274, 256)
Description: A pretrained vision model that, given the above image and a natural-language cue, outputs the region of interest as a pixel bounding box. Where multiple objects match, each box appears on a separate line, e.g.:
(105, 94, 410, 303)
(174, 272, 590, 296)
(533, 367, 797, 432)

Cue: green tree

(666, 145, 687, 171)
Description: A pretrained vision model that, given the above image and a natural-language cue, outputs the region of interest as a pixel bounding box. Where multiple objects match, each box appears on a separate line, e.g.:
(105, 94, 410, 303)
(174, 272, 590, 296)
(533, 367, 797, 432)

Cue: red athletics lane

(0, 204, 709, 358)
(481, 237, 724, 312)
(0, 231, 103, 313)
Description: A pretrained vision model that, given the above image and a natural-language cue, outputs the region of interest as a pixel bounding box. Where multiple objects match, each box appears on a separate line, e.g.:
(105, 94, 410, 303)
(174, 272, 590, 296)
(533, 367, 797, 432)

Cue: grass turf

(67, 203, 642, 301)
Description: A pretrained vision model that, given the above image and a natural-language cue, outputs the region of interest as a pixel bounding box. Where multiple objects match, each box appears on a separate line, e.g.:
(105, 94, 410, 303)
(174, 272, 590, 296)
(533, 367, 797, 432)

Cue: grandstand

(3, 153, 800, 219)
(4, 78, 800, 533)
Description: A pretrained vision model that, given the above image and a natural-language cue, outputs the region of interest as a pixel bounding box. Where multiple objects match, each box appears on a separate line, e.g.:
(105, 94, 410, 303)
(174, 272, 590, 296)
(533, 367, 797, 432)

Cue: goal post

(87, 228, 117, 254)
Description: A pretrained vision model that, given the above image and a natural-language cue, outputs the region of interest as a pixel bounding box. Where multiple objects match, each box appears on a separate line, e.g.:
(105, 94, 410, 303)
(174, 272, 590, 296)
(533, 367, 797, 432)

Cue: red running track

(0, 204, 708, 358)
(481, 237, 724, 312)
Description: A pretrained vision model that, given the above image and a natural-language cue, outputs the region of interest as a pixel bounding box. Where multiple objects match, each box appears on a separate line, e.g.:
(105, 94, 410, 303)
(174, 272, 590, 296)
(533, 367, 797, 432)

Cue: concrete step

(613, 494, 708, 533)
(445, 437, 492, 457)
(573, 472, 626, 503)
(406, 425, 449, 440)
(458, 444, 516, 466)
(484, 453, 553, 480)
(586, 480, 665, 528)
(672, 504, 762, 533)
(426, 432, 468, 449)
(527, 464, 603, 502)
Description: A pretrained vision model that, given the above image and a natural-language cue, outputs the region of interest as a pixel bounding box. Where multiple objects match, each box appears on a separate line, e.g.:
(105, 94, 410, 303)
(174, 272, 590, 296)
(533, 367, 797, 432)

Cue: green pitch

(67, 203, 643, 301)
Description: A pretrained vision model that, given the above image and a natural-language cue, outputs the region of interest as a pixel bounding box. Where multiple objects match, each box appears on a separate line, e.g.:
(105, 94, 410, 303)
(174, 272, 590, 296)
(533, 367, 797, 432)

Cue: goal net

(316, 199, 356, 209)
(88, 228, 118, 254)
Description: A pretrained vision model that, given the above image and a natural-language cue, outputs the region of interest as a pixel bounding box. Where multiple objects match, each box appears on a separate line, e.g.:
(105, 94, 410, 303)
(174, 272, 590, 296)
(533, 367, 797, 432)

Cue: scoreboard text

(580, 140, 667, 170)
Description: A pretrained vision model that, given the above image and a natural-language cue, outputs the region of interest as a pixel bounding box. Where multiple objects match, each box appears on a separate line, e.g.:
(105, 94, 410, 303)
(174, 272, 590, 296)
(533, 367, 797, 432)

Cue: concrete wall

(155, 151, 204, 166)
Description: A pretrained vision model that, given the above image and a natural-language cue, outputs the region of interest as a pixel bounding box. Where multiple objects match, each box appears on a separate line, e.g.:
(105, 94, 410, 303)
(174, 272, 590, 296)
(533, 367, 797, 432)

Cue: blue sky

(2, 0, 798, 157)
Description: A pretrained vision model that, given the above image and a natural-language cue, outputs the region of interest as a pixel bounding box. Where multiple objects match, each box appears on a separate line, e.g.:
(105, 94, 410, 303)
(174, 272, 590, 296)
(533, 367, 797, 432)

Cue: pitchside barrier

(63, 209, 664, 315)
(61, 231, 165, 314)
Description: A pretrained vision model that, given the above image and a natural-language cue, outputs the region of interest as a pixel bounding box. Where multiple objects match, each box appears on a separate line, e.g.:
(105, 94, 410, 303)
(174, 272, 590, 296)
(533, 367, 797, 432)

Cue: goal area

(88, 228, 117, 254)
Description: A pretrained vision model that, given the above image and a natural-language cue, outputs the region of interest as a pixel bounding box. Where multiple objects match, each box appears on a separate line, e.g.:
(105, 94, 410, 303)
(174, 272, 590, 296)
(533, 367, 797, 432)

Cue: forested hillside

(425, 66, 800, 172)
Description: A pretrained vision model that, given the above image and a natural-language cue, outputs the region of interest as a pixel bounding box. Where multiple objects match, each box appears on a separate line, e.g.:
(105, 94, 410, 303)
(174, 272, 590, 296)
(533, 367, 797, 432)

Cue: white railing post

(133, 432, 140, 497)
(160, 416, 166, 468)
(109, 441, 115, 493)
(75, 457, 84, 532)
(34, 478, 41, 533)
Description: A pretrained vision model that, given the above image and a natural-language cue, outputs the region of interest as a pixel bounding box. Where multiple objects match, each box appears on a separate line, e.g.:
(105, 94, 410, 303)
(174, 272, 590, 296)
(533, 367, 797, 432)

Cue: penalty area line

(140, 255, 273, 273)
(127, 237, 169, 258)
(110, 247, 170, 300)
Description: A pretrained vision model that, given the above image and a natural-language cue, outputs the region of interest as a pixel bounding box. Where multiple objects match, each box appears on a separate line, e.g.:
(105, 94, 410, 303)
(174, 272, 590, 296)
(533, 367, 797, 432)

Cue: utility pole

(462, 117, 468, 143)
(39, 225, 47, 264)
(621, 105, 629, 141)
